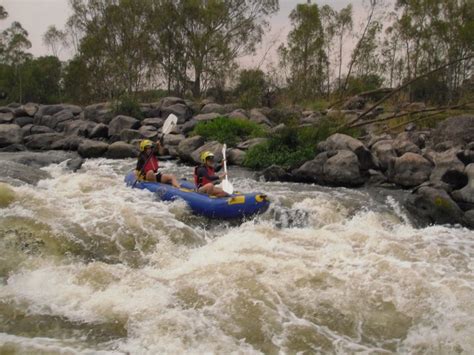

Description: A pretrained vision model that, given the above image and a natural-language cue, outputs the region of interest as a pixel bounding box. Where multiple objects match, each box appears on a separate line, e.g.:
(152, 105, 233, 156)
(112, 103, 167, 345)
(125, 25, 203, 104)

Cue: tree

(43, 25, 69, 57)
(334, 5, 353, 91)
(320, 5, 337, 97)
(235, 68, 268, 109)
(279, 3, 326, 101)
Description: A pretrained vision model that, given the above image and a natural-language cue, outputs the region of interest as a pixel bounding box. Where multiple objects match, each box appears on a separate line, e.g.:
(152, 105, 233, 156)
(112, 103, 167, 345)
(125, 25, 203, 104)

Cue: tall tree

(279, 3, 326, 101)
(320, 4, 336, 97)
(334, 4, 353, 91)
(43, 25, 69, 57)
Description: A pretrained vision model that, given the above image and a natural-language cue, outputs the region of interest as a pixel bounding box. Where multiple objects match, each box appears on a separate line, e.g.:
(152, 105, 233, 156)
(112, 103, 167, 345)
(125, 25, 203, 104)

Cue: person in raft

(194, 151, 229, 197)
(136, 139, 180, 188)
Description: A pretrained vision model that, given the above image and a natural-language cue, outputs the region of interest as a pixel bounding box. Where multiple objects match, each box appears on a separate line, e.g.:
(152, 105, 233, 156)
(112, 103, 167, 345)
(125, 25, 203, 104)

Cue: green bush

(112, 95, 143, 119)
(192, 116, 266, 146)
(243, 119, 341, 170)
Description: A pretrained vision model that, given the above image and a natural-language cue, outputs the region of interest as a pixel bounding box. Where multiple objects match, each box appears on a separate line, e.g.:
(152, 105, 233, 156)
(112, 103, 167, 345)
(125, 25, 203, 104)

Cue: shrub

(192, 116, 266, 146)
(112, 95, 143, 119)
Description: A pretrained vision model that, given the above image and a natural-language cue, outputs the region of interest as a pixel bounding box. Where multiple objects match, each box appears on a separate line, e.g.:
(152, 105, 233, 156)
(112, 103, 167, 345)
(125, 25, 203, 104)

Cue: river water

(0, 158, 473, 354)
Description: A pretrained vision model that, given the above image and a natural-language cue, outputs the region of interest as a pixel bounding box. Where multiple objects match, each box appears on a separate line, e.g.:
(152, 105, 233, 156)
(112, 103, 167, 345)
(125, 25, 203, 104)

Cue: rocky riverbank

(0, 97, 473, 228)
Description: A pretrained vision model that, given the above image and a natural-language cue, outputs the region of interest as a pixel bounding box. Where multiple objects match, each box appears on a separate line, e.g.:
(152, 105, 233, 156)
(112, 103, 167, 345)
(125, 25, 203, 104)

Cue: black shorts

(155, 172, 162, 182)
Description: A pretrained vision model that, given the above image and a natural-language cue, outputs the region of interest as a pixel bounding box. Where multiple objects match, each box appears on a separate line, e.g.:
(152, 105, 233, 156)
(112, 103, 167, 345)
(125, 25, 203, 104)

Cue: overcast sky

(2, 0, 373, 67)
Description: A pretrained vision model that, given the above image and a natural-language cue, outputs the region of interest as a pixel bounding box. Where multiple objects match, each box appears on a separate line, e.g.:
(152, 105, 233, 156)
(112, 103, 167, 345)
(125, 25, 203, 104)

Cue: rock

(434, 141, 457, 152)
(292, 152, 329, 183)
(24, 133, 65, 150)
(0, 124, 23, 148)
(324, 150, 365, 187)
(451, 164, 474, 205)
(260, 165, 292, 182)
(120, 129, 144, 142)
(464, 210, 474, 228)
(185, 99, 201, 115)
(366, 133, 392, 148)
(138, 126, 158, 140)
(108, 115, 140, 137)
(300, 113, 322, 125)
(367, 169, 388, 186)
(89, 123, 109, 139)
(388, 152, 433, 187)
(22, 102, 39, 116)
(35, 110, 75, 131)
(320, 133, 376, 170)
(14, 116, 34, 127)
(270, 123, 286, 134)
(201, 103, 226, 115)
(60, 120, 97, 137)
(0, 160, 51, 186)
(66, 158, 84, 172)
(0, 151, 80, 169)
(406, 186, 467, 227)
(106, 142, 138, 159)
(163, 134, 185, 146)
(343, 96, 366, 110)
(392, 133, 422, 156)
(432, 115, 474, 147)
(457, 148, 474, 165)
(177, 136, 205, 162)
(0, 144, 26, 152)
(0, 112, 14, 124)
(249, 109, 272, 126)
(78, 140, 109, 158)
(161, 103, 192, 123)
(227, 149, 246, 165)
(182, 119, 198, 134)
(194, 113, 220, 122)
(22, 125, 55, 136)
(160, 96, 185, 108)
(371, 140, 396, 171)
(50, 136, 85, 151)
(228, 109, 248, 120)
(190, 141, 224, 164)
(84, 103, 114, 124)
(427, 148, 466, 191)
(35, 104, 82, 120)
(405, 123, 417, 132)
(237, 138, 268, 150)
(142, 117, 163, 129)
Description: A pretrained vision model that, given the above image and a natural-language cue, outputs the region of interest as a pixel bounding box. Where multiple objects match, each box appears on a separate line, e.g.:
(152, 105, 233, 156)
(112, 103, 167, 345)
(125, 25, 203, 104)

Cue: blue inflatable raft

(125, 172, 270, 219)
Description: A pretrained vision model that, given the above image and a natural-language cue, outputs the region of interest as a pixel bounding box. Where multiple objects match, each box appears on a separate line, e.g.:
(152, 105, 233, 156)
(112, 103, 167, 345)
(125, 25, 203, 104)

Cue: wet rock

(427, 148, 466, 191)
(0, 144, 26, 152)
(163, 134, 185, 146)
(227, 148, 246, 165)
(177, 136, 205, 162)
(190, 141, 224, 164)
(24, 133, 65, 150)
(0, 112, 14, 124)
(464, 210, 474, 228)
(451, 164, 474, 205)
(237, 138, 267, 150)
(432, 115, 474, 147)
(0, 160, 51, 186)
(324, 150, 365, 187)
(89, 123, 109, 139)
(201, 103, 226, 115)
(292, 152, 329, 183)
(0, 151, 79, 168)
(106, 141, 138, 159)
(388, 153, 433, 187)
(50, 136, 85, 151)
(0, 124, 23, 148)
(161, 103, 192, 123)
(371, 140, 396, 171)
(194, 113, 220, 122)
(66, 157, 84, 172)
(320, 133, 376, 170)
(14, 116, 34, 127)
(260, 165, 292, 182)
(406, 186, 467, 227)
(367, 169, 388, 186)
(108, 115, 140, 137)
(0, 182, 15, 207)
(78, 140, 109, 158)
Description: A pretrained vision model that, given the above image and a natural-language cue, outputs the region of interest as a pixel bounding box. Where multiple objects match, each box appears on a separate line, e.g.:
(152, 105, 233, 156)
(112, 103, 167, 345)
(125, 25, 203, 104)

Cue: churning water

(0, 159, 473, 354)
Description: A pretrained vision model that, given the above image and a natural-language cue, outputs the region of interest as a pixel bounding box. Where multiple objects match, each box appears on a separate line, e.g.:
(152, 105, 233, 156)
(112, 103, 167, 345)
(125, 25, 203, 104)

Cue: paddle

(221, 144, 234, 195)
(132, 114, 178, 187)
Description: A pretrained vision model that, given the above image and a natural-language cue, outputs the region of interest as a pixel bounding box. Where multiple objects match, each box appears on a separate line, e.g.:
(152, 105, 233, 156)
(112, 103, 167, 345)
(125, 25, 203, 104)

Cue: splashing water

(0, 158, 473, 354)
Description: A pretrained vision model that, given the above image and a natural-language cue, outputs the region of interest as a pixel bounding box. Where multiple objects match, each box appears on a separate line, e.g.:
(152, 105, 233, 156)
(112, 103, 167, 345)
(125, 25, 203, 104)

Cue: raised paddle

(221, 144, 234, 195)
(132, 114, 178, 187)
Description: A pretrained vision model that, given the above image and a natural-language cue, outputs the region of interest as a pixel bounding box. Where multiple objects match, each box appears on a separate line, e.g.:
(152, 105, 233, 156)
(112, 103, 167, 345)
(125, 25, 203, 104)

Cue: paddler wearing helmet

(136, 139, 180, 188)
(193, 151, 228, 197)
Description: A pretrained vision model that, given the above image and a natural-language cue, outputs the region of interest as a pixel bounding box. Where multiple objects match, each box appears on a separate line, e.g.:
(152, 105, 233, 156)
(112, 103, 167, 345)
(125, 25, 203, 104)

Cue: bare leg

(198, 183, 228, 197)
(145, 170, 157, 182)
(160, 173, 180, 188)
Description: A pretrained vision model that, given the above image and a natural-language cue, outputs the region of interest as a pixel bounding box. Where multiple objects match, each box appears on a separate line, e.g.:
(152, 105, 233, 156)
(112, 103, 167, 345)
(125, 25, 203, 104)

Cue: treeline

(0, 0, 473, 107)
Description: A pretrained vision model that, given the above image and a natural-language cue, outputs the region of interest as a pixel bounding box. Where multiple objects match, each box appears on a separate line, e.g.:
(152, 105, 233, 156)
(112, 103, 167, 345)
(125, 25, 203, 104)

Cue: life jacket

(136, 152, 159, 180)
(194, 165, 215, 188)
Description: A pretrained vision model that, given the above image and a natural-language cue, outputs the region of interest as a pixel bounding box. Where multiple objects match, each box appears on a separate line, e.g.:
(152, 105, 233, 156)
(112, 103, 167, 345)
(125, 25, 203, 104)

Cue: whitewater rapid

(0, 158, 473, 354)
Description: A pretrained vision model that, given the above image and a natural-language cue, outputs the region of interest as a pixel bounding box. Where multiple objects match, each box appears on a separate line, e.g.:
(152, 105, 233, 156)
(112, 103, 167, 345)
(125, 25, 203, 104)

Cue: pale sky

(2, 0, 374, 68)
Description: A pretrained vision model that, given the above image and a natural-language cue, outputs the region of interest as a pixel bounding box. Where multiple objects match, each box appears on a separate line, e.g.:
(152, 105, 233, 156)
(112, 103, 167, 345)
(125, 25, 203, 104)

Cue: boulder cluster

(0, 97, 473, 228)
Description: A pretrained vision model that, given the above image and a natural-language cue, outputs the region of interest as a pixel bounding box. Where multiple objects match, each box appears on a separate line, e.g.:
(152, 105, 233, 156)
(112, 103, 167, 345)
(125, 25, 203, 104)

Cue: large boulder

(406, 186, 468, 227)
(35, 110, 76, 131)
(292, 152, 330, 183)
(24, 133, 65, 150)
(0, 124, 23, 148)
(371, 140, 396, 171)
(260, 165, 292, 182)
(160, 96, 185, 108)
(320, 133, 376, 170)
(50, 136, 85, 151)
(0, 160, 51, 186)
(21, 102, 39, 117)
(227, 148, 246, 166)
(194, 113, 220, 122)
(0, 112, 14, 124)
(108, 115, 140, 137)
(228, 109, 248, 120)
(22, 124, 55, 136)
(163, 134, 185, 146)
(182, 119, 198, 134)
(323, 150, 365, 186)
(138, 126, 158, 140)
(432, 115, 474, 148)
(78, 140, 109, 158)
(106, 142, 138, 159)
(60, 120, 97, 137)
(35, 104, 82, 120)
(201, 103, 227, 115)
(388, 152, 433, 187)
(392, 132, 423, 156)
(190, 141, 224, 164)
(427, 148, 466, 191)
(161, 103, 192, 123)
(451, 164, 474, 206)
(89, 123, 109, 139)
(142, 117, 163, 129)
(83, 103, 114, 124)
(14, 116, 34, 127)
(120, 129, 144, 143)
(177, 136, 205, 162)
(249, 109, 272, 126)
(237, 138, 267, 150)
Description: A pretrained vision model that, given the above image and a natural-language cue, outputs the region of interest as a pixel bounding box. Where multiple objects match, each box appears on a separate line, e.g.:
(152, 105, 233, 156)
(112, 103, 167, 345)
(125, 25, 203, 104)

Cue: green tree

(320, 5, 337, 97)
(335, 4, 353, 91)
(43, 25, 69, 57)
(279, 3, 326, 101)
(234, 68, 268, 109)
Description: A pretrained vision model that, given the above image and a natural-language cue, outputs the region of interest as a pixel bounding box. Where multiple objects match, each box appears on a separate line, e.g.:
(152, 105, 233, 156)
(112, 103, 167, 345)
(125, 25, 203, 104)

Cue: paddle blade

(221, 179, 234, 195)
(162, 114, 178, 135)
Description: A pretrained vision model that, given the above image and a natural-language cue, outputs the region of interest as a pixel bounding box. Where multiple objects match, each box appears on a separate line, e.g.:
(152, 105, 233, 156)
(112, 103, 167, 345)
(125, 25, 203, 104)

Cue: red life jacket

(143, 154, 159, 174)
(194, 165, 215, 188)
